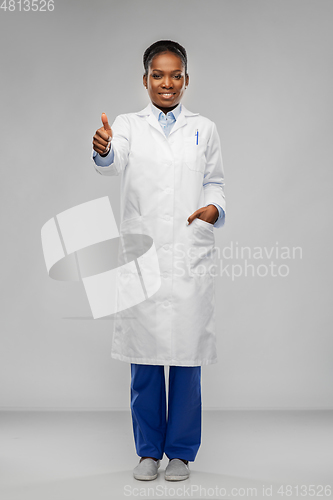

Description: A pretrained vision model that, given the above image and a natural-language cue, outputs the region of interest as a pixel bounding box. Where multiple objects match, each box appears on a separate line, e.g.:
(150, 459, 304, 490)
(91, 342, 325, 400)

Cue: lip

(158, 92, 176, 99)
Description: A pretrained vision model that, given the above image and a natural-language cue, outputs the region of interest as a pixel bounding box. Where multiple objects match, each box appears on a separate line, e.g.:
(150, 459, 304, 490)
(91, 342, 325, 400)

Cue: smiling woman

(91, 39, 226, 481)
(142, 42, 189, 114)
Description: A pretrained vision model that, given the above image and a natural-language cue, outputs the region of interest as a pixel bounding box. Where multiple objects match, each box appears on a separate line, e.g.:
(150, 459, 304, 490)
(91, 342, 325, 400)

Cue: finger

(96, 128, 111, 142)
(186, 215, 195, 225)
(93, 139, 110, 151)
(93, 143, 110, 155)
(101, 113, 112, 133)
(94, 134, 110, 148)
(187, 209, 204, 225)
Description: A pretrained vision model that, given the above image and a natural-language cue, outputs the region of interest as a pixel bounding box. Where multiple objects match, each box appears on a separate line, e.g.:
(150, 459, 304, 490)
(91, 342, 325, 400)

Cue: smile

(159, 93, 176, 99)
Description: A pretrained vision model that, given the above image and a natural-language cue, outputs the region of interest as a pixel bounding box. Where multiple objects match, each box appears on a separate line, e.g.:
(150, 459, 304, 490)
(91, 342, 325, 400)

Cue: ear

(185, 74, 189, 87)
(143, 74, 147, 89)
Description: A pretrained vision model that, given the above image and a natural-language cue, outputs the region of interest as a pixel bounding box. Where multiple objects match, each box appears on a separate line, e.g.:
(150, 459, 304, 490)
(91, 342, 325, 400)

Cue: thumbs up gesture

(93, 113, 113, 156)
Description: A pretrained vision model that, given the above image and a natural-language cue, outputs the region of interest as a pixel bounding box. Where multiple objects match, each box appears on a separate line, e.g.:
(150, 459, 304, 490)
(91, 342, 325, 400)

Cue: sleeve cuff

(92, 145, 115, 167)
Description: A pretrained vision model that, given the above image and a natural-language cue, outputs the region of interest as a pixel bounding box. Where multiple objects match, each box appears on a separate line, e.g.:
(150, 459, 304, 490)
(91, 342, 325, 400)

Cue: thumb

(187, 210, 202, 225)
(101, 113, 112, 133)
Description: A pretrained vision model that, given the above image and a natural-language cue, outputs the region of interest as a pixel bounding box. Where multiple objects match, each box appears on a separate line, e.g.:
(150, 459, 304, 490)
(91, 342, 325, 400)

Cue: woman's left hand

(187, 205, 219, 225)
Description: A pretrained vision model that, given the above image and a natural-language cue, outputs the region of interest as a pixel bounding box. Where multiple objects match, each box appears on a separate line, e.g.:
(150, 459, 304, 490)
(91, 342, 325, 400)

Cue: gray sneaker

(133, 457, 161, 480)
(165, 459, 190, 481)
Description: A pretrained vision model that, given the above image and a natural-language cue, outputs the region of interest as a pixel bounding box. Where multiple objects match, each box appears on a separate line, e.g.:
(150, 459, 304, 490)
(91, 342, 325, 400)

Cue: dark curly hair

(143, 40, 187, 76)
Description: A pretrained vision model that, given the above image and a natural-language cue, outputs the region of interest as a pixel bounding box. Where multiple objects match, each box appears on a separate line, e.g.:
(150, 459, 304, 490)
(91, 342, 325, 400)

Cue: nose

(161, 76, 173, 88)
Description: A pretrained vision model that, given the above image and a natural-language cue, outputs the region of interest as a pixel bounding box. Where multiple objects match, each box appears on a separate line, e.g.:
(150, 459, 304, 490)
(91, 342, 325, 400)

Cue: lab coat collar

(150, 101, 182, 121)
(136, 102, 199, 138)
(136, 102, 199, 117)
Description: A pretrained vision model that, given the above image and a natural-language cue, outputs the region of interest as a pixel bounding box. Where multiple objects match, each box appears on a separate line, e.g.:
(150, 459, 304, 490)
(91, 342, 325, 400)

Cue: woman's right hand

(93, 113, 113, 156)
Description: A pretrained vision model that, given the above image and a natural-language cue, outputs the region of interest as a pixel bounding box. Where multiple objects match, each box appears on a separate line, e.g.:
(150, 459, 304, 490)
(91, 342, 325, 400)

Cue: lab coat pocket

(189, 218, 217, 276)
(183, 137, 204, 173)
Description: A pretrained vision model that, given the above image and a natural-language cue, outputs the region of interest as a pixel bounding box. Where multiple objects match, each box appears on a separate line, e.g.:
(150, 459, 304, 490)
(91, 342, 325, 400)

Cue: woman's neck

(152, 102, 179, 115)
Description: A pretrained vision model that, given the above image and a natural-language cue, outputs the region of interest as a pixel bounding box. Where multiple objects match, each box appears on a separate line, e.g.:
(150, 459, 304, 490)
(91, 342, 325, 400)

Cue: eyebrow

(151, 69, 183, 72)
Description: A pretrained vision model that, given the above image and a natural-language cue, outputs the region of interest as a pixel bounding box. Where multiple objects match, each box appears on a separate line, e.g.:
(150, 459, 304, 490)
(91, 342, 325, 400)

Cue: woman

(92, 40, 226, 481)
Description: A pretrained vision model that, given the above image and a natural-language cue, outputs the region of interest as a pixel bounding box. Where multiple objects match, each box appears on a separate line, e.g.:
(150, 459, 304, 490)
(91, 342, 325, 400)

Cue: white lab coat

(92, 103, 226, 366)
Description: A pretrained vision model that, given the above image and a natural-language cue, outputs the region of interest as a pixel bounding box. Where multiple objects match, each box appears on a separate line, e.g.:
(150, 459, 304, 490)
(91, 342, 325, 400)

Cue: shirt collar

(150, 101, 182, 121)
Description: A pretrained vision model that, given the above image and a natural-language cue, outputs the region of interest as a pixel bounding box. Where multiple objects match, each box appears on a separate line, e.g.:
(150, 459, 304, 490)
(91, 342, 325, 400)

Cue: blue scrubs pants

(130, 364, 202, 462)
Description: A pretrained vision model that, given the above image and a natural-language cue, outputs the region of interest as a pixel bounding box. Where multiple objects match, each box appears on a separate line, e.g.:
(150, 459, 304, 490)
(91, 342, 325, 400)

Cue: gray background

(1, 0, 332, 410)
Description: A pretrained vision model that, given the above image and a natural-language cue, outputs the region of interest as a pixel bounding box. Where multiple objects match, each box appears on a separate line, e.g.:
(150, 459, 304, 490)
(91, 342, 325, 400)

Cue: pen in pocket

(195, 129, 199, 145)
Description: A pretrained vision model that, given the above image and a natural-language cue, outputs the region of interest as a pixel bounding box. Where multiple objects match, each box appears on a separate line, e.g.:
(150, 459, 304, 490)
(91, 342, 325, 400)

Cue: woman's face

(143, 51, 189, 112)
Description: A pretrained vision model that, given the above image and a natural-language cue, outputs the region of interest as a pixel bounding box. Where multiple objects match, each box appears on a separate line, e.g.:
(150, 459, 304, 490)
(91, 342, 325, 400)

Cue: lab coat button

(164, 215, 171, 221)
(164, 301, 170, 307)
(164, 244, 170, 251)
(162, 271, 168, 278)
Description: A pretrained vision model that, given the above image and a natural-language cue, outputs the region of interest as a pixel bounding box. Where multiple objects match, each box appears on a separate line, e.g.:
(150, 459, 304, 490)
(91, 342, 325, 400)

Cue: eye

(174, 74, 182, 79)
(152, 74, 162, 79)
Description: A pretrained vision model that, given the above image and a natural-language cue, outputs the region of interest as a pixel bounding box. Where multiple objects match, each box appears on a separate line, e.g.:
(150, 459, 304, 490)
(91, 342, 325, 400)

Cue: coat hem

(110, 352, 218, 366)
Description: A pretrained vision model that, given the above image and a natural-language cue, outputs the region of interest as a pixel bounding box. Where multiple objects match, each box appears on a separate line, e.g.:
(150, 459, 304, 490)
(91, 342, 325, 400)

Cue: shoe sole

(133, 473, 158, 481)
(165, 474, 190, 481)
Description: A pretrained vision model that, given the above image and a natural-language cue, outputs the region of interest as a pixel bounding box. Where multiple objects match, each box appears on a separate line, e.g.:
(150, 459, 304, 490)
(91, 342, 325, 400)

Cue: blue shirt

(92, 102, 224, 220)
(150, 101, 182, 137)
